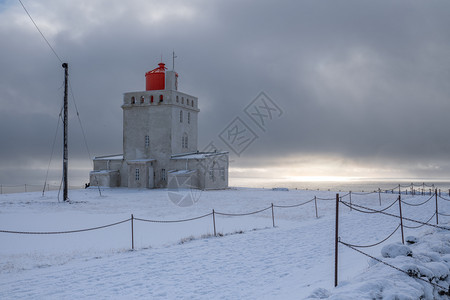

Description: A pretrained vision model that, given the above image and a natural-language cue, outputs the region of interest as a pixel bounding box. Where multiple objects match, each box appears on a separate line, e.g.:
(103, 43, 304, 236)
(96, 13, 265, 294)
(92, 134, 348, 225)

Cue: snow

(171, 151, 228, 160)
(381, 243, 412, 258)
(1, 187, 449, 299)
(93, 155, 123, 160)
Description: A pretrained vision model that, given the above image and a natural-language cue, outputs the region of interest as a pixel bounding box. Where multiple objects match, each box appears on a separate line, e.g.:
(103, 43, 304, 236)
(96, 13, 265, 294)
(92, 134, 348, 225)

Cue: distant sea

(2, 178, 450, 195)
(230, 178, 450, 193)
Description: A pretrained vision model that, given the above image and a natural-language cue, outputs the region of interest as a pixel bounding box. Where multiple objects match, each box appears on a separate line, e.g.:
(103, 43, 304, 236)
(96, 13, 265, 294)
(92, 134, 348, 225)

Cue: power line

(17, 0, 63, 63)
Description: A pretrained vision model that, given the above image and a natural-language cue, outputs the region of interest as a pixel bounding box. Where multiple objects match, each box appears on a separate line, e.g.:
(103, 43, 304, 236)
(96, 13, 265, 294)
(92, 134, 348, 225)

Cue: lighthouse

(90, 62, 229, 190)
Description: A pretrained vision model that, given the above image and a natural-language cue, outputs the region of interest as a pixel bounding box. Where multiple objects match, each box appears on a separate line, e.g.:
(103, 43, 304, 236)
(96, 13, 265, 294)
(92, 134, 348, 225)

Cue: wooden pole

(378, 189, 381, 206)
(62, 63, 69, 202)
(398, 195, 404, 244)
(334, 193, 339, 287)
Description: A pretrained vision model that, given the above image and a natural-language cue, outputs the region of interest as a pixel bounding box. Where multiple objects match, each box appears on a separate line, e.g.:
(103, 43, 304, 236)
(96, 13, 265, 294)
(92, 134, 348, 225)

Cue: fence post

(131, 214, 134, 250)
(378, 188, 381, 206)
(435, 189, 439, 225)
(314, 196, 318, 218)
(0, 184, 2, 194)
(24, 184, 27, 193)
(271, 203, 275, 227)
(334, 193, 339, 287)
(398, 184, 400, 195)
(349, 191, 352, 212)
(398, 195, 404, 244)
(212, 209, 216, 237)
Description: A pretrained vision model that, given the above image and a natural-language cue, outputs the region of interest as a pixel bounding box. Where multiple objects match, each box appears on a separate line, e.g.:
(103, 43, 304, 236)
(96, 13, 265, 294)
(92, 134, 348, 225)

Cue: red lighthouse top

(145, 63, 167, 91)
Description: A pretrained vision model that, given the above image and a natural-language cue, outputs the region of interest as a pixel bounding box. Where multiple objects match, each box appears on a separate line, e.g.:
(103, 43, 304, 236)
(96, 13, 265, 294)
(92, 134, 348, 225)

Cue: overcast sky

(1, 0, 450, 186)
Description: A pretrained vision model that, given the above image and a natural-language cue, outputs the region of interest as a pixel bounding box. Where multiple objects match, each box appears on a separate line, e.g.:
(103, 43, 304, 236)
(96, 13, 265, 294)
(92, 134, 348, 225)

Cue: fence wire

(0, 218, 131, 234)
(340, 241, 449, 294)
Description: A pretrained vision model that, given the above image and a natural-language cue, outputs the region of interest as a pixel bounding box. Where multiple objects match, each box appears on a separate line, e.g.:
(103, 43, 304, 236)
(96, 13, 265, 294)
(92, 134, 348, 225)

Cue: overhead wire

(17, 0, 63, 64)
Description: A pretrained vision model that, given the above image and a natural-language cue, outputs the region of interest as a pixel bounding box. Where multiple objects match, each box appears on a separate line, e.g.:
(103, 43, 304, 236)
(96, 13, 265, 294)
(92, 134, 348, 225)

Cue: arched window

(187, 99, 189, 105)
(181, 97, 184, 104)
(191, 100, 194, 107)
(159, 95, 163, 102)
(131, 96, 135, 104)
(188, 112, 190, 124)
(150, 95, 154, 103)
(176, 95, 179, 103)
(180, 110, 183, 123)
(140, 96, 145, 104)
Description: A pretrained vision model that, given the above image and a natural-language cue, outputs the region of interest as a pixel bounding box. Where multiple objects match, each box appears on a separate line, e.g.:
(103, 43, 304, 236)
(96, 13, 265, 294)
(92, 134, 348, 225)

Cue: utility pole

(62, 62, 69, 202)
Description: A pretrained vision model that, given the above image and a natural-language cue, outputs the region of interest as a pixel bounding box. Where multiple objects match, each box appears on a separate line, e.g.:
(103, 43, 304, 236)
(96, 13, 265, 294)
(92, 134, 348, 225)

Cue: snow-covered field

(1, 187, 449, 299)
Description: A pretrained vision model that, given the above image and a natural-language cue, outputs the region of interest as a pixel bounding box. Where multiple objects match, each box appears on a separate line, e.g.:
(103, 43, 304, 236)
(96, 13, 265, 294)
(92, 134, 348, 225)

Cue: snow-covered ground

(0, 187, 449, 299)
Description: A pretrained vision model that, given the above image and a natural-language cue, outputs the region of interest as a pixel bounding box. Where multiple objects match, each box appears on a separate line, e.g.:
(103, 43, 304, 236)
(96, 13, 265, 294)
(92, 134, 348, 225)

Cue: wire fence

(2, 183, 450, 295)
(0, 184, 84, 194)
(334, 188, 450, 295)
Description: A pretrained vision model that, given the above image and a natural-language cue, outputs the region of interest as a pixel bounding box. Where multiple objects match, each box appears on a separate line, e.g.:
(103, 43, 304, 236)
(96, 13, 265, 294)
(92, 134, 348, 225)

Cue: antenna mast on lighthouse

(172, 50, 177, 70)
(62, 63, 69, 202)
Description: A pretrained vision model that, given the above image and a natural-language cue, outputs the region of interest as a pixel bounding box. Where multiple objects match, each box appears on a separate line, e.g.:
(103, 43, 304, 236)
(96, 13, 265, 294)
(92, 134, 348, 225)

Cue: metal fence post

(398, 195, 404, 244)
(334, 193, 339, 287)
(131, 214, 134, 250)
(349, 191, 352, 212)
(314, 196, 318, 218)
(212, 209, 216, 237)
(271, 203, 275, 227)
(435, 189, 439, 225)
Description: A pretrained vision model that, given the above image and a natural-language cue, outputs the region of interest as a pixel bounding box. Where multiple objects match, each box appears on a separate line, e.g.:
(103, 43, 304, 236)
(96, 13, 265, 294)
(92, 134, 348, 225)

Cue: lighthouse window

(220, 167, 225, 180)
(209, 167, 215, 182)
(180, 110, 183, 123)
(176, 96, 179, 103)
(150, 95, 154, 103)
(145, 135, 149, 148)
(182, 133, 188, 149)
(131, 96, 135, 104)
(140, 96, 145, 104)
(135, 168, 140, 181)
(188, 112, 190, 124)
(159, 95, 163, 102)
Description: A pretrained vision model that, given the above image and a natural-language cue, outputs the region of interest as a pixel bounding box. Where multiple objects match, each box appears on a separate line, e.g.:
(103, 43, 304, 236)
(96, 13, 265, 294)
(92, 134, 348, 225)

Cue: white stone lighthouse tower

(122, 63, 199, 188)
(90, 62, 229, 190)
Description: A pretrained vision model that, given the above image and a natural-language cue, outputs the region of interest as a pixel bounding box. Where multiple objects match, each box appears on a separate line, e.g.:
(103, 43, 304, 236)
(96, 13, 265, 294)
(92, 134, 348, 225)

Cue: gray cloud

(1, 0, 450, 185)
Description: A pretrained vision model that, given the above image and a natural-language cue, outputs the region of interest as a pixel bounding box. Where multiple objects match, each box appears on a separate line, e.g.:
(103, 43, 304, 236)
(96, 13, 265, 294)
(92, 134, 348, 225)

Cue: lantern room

(145, 63, 166, 91)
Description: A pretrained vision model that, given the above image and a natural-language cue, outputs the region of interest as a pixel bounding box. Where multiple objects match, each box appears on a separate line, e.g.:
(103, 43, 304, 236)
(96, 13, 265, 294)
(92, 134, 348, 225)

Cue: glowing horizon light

(284, 176, 360, 182)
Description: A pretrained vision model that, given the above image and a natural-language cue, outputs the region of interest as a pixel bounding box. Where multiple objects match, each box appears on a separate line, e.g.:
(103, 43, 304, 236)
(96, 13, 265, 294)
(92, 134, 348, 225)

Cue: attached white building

(90, 63, 229, 190)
